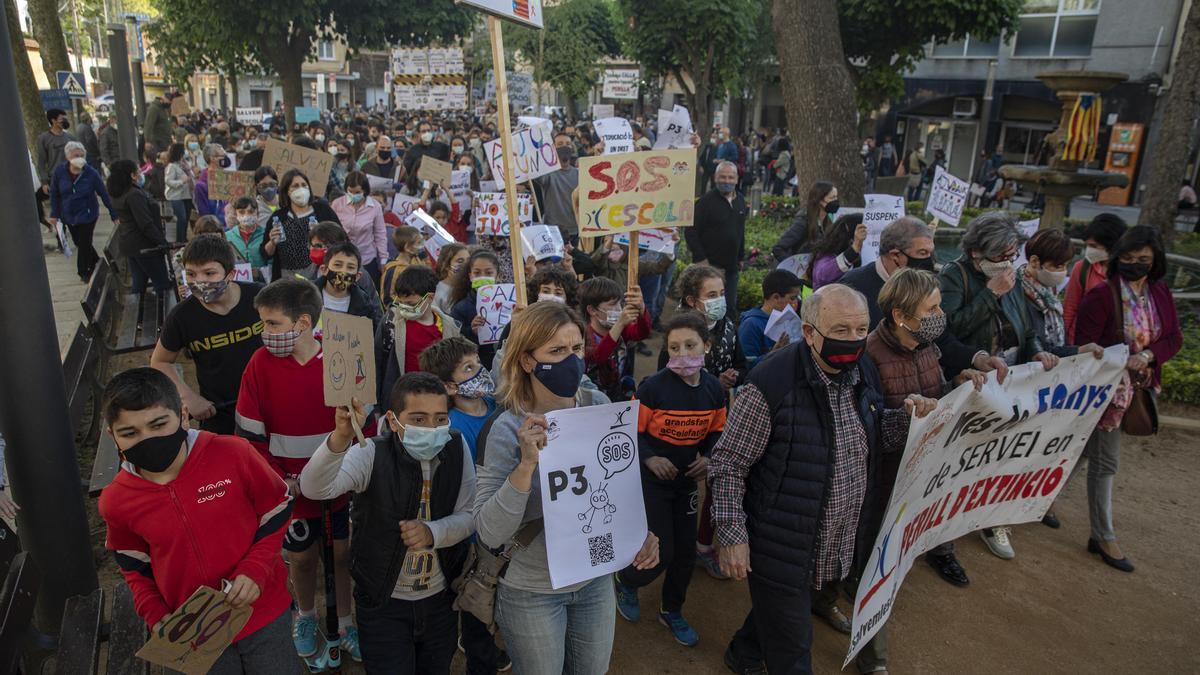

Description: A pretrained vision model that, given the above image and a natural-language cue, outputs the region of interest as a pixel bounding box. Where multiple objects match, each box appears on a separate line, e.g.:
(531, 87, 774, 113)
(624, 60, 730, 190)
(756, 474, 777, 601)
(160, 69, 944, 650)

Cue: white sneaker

(981, 527, 1015, 560)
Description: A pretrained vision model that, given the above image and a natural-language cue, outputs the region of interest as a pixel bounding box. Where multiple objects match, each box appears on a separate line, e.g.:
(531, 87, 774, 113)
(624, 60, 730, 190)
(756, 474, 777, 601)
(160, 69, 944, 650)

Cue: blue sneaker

(292, 613, 319, 657)
(614, 576, 640, 622)
(340, 625, 362, 662)
(658, 610, 699, 647)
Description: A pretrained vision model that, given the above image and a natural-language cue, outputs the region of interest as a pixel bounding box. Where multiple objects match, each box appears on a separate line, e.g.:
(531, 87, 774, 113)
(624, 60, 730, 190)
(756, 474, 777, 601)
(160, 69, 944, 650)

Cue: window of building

(318, 40, 335, 61)
(932, 34, 1002, 59)
(1013, 0, 1100, 58)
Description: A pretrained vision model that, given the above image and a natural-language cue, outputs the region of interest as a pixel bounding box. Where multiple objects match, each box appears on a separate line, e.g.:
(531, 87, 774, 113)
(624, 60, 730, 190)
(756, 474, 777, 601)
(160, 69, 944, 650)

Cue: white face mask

(1084, 245, 1109, 264)
(421, 132, 434, 144)
(1035, 267, 1067, 288)
(69, 156, 87, 169)
(290, 187, 311, 207)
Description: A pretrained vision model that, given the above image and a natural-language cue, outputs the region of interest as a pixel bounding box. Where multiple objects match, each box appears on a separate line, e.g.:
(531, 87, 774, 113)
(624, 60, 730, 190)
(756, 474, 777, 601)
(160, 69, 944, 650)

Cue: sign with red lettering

(577, 148, 697, 238)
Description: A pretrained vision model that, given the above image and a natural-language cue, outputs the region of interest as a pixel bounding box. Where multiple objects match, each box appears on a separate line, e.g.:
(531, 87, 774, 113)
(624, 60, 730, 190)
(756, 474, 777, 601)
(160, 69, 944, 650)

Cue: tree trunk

(229, 65, 239, 109)
(259, 28, 310, 133)
(5, 0, 46, 155)
(772, 0, 865, 205)
(26, 0, 70, 85)
(1138, 0, 1200, 242)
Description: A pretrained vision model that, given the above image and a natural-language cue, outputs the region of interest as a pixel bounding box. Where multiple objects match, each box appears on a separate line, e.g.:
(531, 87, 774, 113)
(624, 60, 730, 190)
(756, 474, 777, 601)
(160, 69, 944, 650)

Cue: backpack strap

(955, 260, 973, 306)
(1076, 259, 1092, 296)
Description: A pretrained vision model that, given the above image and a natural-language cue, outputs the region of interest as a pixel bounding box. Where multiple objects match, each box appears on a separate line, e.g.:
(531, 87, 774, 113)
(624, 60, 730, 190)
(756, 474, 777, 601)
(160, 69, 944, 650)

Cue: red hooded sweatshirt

(98, 431, 293, 641)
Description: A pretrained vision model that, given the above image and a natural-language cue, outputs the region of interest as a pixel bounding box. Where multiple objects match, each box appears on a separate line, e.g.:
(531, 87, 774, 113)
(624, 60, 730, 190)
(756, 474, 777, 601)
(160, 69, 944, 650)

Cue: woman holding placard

(474, 303, 659, 675)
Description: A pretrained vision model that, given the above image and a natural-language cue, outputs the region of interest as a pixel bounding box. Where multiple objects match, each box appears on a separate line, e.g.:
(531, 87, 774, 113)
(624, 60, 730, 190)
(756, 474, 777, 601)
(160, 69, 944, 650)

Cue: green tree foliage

(616, 0, 761, 133)
(147, 0, 475, 129)
(507, 0, 622, 113)
(839, 0, 1024, 110)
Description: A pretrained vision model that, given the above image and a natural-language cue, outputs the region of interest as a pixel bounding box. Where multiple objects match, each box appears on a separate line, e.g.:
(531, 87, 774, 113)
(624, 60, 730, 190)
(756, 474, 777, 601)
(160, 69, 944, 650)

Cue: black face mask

(1117, 261, 1150, 282)
(812, 327, 865, 373)
(59, 119, 70, 130)
(824, 200, 840, 216)
(533, 353, 584, 398)
(119, 424, 187, 473)
(906, 254, 936, 272)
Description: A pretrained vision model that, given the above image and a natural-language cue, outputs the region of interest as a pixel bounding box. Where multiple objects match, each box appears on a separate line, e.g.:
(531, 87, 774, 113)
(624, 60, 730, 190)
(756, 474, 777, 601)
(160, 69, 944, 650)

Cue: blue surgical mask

(716, 182, 736, 194)
(347, 192, 365, 204)
(400, 422, 452, 461)
(137, 173, 146, 188)
(703, 296, 727, 323)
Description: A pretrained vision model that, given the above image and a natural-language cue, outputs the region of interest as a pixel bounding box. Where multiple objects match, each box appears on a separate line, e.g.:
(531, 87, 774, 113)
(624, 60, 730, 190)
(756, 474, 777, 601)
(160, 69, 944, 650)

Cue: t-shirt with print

(393, 461, 445, 600)
(403, 320, 443, 374)
(449, 397, 497, 461)
(160, 282, 264, 407)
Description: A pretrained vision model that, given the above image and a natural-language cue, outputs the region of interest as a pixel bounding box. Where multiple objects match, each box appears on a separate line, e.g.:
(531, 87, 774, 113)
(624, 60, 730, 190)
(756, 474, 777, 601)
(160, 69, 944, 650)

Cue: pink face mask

(666, 354, 706, 378)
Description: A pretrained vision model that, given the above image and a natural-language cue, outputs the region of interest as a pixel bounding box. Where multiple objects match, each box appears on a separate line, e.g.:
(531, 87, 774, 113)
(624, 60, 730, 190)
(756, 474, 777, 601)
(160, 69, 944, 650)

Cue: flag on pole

(1061, 94, 1102, 162)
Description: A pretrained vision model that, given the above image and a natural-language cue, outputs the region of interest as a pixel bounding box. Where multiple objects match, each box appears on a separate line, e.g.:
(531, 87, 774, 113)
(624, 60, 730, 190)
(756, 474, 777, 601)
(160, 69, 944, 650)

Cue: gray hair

(800, 283, 868, 329)
(204, 144, 226, 161)
(376, 135, 392, 146)
(63, 141, 86, 158)
(960, 211, 1022, 259)
(880, 216, 933, 255)
(715, 160, 738, 175)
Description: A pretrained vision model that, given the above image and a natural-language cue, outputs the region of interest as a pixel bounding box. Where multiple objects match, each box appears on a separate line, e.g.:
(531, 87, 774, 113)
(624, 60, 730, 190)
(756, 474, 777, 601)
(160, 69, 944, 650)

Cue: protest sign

(862, 194, 907, 264)
(578, 148, 697, 237)
(592, 104, 614, 120)
(473, 192, 533, 236)
(602, 69, 640, 100)
(520, 224, 564, 261)
(56, 222, 73, 258)
(1013, 218, 1042, 268)
(508, 73, 533, 108)
(208, 170, 255, 201)
(418, 156, 453, 187)
(654, 105, 693, 150)
(450, 169, 473, 212)
(846, 348, 1127, 665)
(517, 116, 550, 131)
(407, 208, 458, 259)
(263, 139, 332, 197)
(459, 0, 544, 28)
(776, 253, 810, 279)
(322, 311, 377, 408)
(234, 107, 263, 125)
(366, 174, 394, 194)
(484, 122, 559, 187)
(170, 96, 190, 117)
(764, 305, 803, 343)
(614, 227, 676, 256)
(294, 106, 320, 123)
(593, 117, 634, 155)
(925, 166, 969, 227)
(232, 263, 253, 283)
(391, 194, 422, 220)
(135, 586, 251, 675)
(538, 400, 648, 589)
(475, 283, 517, 344)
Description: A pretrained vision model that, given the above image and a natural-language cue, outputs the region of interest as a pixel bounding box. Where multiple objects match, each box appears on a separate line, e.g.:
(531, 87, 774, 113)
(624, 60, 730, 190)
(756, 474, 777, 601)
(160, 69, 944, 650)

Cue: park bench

(82, 252, 179, 356)
(0, 553, 40, 673)
(61, 318, 121, 496)
(55, 583, 147, 675)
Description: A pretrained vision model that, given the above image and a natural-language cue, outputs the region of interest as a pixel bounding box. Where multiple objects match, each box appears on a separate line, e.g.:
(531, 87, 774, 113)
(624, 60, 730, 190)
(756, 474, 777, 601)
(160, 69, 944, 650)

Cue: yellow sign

(577, 148, 697, 237)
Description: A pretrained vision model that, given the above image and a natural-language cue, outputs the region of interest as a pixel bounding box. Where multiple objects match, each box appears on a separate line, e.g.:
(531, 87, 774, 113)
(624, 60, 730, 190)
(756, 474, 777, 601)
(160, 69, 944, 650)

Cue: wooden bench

(55, 584, 147, 675)
(60, 322, 121, 496)
(0, 553, 40, 673)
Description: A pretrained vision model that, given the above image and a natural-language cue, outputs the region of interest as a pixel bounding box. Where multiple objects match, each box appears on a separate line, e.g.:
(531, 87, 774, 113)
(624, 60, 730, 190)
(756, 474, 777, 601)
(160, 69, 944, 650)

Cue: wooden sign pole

(627, 231, 639, 290)
(487, 16, 528, 305)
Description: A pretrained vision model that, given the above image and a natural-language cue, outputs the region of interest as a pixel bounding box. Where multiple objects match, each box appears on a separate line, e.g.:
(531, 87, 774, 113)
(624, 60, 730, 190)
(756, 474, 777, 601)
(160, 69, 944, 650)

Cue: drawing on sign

(457, 0, 544, 28)
(925, 166, 970, 227)
(57, 71, 87, 98)
(323, 312, 377, 406)
(578, 483, 617, 534)
(484, 123, 559, 187)
(473, 192, 533, 237)
(135, 586, 251, 675)
(578, 149, 697, 236)
(602, 69, 640, 100)
(475, 283, 517, 344)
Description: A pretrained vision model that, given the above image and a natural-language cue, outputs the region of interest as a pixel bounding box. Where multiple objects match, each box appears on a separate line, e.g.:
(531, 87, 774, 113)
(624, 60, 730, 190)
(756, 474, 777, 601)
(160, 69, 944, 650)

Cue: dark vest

(350, 430, 469, 609)
(745, 341, 884, 589)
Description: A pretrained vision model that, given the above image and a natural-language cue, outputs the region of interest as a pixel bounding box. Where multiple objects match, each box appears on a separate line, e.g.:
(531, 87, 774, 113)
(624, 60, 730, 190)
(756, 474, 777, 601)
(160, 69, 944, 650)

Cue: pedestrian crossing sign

(57, 71, 87, 98)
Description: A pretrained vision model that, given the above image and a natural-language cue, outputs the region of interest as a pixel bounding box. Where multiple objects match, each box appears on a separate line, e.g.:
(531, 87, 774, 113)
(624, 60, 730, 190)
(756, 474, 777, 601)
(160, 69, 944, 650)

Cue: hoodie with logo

(98, 430, 293, 641)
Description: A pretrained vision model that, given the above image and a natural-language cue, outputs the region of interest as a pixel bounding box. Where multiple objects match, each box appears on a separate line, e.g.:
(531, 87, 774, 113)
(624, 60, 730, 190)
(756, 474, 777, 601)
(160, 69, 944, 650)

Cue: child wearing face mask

(613, 311, 727, 647)
(99, 368, 300, 674)
(315, 242, 382, 332)
(235, 278, 374, 663)
(380, 226, 427, 308)
(299, 373, 476, 674)
(658, 264, 747, 391)
(578, 276, 651, 402)
(448, 249, 502, 368)
(226, 196, 268, 270)
(376, 266, 462, 406)
(433, 243, 470, 314)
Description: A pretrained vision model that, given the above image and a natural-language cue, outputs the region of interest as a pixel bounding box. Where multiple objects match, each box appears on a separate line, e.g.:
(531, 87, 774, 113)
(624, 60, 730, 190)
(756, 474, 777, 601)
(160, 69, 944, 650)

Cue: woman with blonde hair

(474, 302, 659, 674)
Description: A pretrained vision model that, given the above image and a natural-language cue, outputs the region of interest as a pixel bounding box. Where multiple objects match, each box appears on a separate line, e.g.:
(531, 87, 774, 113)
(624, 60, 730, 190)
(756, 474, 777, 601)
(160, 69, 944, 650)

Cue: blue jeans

(170, 198, 193, 243)
(654, 263, 675, 326)
(128, 253, 172, 294)
(639, 272, 663, 324)
(495, 576, 615, 675)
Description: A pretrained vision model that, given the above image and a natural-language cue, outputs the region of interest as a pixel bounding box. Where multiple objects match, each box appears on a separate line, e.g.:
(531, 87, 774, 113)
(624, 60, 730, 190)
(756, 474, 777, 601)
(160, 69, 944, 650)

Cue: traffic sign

(56, 71, 87, 99)
(39, 89, 72, 111)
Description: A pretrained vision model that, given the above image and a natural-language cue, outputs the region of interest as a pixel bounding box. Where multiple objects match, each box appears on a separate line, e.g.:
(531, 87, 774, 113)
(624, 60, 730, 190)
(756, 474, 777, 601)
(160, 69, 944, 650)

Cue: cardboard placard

(208, 170, 256, 201)
(231, 263, 253, 282)
(450, 169, 473, 212)
(135, 586, 251, 675)
(601, 69, 640, 100)
(391, 193, 422, 220)
(408, 208, 458, 259)
(366, 174, 394, 194)
(653, 105, 693, 150)
(483, 122, 559, 187)
(475, 283, 517, 344)
(234, 107, 263, 125)
(263, 139, 332, 197)
(418, 156, 453, 187)
(170, 96, 191, 117)
(614, 227, 676, 256)
(593, 117, 634, 155)
(473, 192, 533, 237)
(323, 311, 377, 407)
(578, 148, 697, 237)
(1013, 218, 1042, 268)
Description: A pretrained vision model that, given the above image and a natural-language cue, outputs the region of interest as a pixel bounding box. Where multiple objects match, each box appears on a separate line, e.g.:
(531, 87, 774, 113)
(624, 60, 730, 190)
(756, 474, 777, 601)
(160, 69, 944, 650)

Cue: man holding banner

(710, 285, 937, 674)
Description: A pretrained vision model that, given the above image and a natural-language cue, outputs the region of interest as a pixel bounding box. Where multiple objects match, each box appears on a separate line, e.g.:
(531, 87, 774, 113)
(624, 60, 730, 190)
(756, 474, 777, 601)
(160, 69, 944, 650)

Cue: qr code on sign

(588, 533, 614, 566)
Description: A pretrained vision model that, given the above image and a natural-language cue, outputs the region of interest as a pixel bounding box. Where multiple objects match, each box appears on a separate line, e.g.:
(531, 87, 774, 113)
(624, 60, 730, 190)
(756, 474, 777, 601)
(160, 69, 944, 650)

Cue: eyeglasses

(985, 252, 1018, 263)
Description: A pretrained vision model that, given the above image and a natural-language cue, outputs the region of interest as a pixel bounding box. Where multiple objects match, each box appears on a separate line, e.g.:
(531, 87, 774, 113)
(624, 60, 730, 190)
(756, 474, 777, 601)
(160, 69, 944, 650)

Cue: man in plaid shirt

(709, 285, 936, 675)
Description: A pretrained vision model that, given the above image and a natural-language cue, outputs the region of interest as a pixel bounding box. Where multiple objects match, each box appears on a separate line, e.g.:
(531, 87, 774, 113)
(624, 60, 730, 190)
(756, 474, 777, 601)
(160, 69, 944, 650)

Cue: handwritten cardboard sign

(578, 148, 697, 237)
(323, 311, 377, 407)
(391, 193, 422, 220)
(475, 283, 517, 344)
(263, 139, 332, 197)
(208, 170, 256, 201)
(484, 122, 560, 187)
(593, 117, 634, 155)
(450, 169, 472, 212)
(925, 166, 969, 227)
(170, 96, 191, 117)
(473, 192, 533, 237)
(592, 104, 614, 120)
(135, 586, 250, 675)
(418, 156, 453, 187)
(862, 194, 906, 264)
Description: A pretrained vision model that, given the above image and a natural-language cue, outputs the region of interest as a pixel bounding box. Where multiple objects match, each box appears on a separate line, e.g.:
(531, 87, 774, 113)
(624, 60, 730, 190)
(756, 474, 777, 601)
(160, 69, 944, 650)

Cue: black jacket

(686, 189, 747, 272)
(111, 187, 168, 257)
(350, 431, 468, 609)
(315, 275, 383, 331)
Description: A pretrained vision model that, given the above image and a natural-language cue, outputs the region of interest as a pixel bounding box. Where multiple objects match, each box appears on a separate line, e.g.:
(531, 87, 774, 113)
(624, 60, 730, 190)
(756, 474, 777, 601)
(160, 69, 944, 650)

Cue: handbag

(451, 519, 543, 633)
(1109, 281, 1159, 436)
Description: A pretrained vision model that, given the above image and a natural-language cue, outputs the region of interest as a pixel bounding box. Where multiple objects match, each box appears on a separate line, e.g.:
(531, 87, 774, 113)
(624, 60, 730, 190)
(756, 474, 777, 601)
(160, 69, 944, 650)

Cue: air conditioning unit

(953, 97, 978, 118)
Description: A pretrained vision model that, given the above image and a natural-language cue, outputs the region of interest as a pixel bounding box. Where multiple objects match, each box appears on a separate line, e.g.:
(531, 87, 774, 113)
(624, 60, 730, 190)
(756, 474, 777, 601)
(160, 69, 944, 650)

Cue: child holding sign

(579, 277, 651, 402)
(98, 368, 299, 673)
(448, 249, 501, 368)
(614, 312, 727, 647)
(377, 266, 462, 409)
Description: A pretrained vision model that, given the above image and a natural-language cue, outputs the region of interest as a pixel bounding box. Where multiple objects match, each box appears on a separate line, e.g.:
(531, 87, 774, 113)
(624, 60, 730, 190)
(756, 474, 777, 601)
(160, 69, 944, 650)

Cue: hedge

(757, 195, 1089, 233)
(1162, 319, 1200, 406)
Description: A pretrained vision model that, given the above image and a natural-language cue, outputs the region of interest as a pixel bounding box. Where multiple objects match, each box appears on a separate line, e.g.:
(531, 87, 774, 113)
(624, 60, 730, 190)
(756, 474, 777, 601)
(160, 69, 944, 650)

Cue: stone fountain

(999, 70, 1130, 230)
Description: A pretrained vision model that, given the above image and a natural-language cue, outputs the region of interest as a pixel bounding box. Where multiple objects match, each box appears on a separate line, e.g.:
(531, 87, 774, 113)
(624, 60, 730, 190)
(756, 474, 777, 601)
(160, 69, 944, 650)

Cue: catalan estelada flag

(513, 0, 531, 19)
(1062, 94, 1102, 162)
